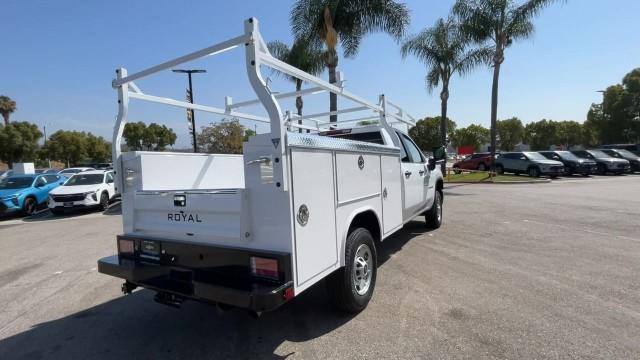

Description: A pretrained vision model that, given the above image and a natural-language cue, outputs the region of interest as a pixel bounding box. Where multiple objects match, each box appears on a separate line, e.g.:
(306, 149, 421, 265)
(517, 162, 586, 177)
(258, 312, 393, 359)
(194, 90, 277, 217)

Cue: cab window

(398, 133, 424, 163)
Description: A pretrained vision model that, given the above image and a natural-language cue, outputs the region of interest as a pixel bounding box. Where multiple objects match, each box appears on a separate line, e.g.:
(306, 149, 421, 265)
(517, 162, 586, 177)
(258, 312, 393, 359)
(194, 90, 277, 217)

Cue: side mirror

(431, 146, 446, 161)
(428, 158, 436, 171)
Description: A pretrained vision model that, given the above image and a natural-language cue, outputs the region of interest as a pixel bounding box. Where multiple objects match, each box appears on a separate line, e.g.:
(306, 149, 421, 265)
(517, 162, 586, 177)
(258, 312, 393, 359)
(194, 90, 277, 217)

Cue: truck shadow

(0, 224, 427, 360)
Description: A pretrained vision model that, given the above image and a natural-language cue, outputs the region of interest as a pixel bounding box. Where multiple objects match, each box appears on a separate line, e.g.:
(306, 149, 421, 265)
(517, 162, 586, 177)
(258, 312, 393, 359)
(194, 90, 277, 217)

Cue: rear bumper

(98, 236, 293, 312)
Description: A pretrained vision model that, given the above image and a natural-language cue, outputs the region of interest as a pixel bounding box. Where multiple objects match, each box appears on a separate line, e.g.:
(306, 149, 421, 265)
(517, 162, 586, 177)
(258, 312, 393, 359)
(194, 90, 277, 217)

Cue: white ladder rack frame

(112, 17, 416, 193)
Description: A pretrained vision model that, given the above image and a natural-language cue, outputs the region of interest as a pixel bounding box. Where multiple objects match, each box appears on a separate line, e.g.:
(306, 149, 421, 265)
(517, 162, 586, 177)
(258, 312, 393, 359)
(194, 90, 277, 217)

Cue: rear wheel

(99, 192, 109, 211)
(495, 164, 504, 175)
(22, 197, 37, 216)
(528, 167, 540, 178)
(327, 228, 377, 314)
(597, 164, 607, 175)
(477, 163, 487, 171)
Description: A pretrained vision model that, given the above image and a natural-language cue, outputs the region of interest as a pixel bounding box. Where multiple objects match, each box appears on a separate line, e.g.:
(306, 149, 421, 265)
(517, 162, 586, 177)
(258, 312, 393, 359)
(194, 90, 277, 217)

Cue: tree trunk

(295, 79, 303, 133)
(440, 84, 449, 174)
(490, 60, 502, 172)
(326, 49, 338, 124)
(1, 112, 8, 127)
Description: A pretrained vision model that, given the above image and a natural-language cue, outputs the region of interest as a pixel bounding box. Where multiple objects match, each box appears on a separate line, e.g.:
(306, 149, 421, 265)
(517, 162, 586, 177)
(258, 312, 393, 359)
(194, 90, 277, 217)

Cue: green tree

(123, 122, 147, 150)
(409, 116, 457, 153)
(268, 39, 325, 133)
(291, 0, 409, 122)
(198, 119, 246, 154)
(0, 121, 42, 167)
(454, 0, 563, 165)
(43, 130, 88, 167)
(496, 117, 524, 151)
(401, 17, 491, 171)
(0, 96, 17, 126)
(85, 133, 112, 162)
(451, 124, 489, 151)
(555, 120, 583, 148)
(123, 122, 176, 151)
(524, 119, 558, 151)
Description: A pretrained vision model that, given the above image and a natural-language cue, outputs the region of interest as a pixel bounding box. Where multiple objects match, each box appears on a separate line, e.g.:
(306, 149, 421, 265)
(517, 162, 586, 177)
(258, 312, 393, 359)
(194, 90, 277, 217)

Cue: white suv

(48, 170, 117, 214)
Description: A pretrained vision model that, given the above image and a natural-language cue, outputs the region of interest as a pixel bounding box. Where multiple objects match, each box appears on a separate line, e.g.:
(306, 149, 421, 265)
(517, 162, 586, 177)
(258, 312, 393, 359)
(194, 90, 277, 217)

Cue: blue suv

(0, 174, 66, 215)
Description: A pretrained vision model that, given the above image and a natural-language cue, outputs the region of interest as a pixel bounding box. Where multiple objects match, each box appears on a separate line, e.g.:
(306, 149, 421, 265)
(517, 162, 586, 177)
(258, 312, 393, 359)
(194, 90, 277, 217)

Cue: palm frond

(454, 45, 494, 75)
(425, 67, 441, 94)
(291, 0, 410, 58)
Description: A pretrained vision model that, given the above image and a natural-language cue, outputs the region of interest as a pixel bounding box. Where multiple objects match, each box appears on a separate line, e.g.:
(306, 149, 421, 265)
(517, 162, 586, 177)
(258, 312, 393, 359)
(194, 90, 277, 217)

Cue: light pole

(173, 69, 206, 153)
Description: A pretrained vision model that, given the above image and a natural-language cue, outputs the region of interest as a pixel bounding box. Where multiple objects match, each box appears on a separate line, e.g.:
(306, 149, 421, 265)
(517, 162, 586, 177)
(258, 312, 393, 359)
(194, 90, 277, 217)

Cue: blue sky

(3, 0, 639, 147)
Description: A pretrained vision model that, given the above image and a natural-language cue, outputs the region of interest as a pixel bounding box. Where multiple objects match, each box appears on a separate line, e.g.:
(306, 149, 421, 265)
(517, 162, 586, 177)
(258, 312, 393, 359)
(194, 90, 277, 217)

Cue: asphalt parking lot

(0, 176, 639, 359)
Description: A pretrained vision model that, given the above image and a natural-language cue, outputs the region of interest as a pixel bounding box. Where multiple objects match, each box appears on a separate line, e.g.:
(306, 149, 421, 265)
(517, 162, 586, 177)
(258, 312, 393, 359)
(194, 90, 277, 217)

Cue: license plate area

(64, 202, 73, 207)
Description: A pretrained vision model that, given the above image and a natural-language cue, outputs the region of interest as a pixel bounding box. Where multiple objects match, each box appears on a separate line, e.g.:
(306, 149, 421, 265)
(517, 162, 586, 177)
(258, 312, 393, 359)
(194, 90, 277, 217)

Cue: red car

(453, 153, 493, 172)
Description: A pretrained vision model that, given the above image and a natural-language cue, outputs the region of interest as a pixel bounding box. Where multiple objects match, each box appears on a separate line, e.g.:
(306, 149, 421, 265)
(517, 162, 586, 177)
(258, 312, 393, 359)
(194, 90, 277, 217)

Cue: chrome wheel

(352, 244, 373, 295)
(436, 193, 442, 223)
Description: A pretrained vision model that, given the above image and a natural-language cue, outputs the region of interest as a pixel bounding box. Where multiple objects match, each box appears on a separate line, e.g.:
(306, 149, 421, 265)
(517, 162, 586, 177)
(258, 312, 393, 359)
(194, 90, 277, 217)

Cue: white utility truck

(98, 18, 444, 315)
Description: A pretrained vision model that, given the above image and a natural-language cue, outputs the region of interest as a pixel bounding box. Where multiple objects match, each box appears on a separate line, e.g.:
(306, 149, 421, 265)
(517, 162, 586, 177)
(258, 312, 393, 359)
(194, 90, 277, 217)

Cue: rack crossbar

(129, 92, 270, 123)
(113, 34, 248, 88)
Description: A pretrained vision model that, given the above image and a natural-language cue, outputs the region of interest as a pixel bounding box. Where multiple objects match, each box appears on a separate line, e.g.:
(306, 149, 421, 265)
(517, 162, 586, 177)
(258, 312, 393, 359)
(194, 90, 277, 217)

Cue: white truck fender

(338, 206, 383, 267)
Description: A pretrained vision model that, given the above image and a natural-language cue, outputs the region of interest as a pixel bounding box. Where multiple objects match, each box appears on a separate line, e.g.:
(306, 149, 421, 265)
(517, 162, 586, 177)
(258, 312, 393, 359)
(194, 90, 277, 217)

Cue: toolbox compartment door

(290, 149, 338, 286)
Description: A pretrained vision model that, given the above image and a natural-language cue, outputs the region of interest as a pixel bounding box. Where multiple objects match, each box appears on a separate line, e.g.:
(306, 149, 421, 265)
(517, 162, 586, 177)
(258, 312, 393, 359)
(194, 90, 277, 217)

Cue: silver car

(495, 152, 565, 178)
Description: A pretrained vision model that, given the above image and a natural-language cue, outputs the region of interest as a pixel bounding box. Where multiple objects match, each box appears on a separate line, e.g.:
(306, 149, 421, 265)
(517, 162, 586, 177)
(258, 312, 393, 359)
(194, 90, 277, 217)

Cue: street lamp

(173, 69, 206, 153)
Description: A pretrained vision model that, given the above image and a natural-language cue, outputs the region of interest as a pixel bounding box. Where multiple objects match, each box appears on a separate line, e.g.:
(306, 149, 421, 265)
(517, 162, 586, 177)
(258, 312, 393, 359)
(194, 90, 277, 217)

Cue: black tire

(99, 192, 109, 211)
(528, 166, 540, 178)
(22, 197, 37, 216)
(495, 164, 504, 175)
(477, 163, 487, 171)
(51, 208, 64, 215)
(327, 228, 377, 314)
(425, 190, 443, 229)
(597, 164, 607, 175)
(453, 169, 462, 175)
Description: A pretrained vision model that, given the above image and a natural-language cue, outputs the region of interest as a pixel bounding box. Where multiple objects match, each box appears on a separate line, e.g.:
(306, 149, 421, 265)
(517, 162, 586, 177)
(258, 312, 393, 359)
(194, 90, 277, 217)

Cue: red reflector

(118, 239, 134, 255)
(283, 287, 294, 301)
(250, 257, 279, 279)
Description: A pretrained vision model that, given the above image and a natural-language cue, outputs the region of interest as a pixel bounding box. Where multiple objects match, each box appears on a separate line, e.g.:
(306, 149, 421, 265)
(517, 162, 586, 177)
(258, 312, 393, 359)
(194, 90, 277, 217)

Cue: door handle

(418, 170, 425, 176)
(404, 171, 412, 177)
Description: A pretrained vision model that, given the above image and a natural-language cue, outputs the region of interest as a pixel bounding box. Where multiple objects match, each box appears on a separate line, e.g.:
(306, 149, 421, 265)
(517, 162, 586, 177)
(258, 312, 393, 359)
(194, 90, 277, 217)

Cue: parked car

(538, 151, 598, 176)
(0, 170, 14, 180)
(599, 148, 640, 172)
(570, 150, 630, 175)
(0, 174, 66, 215)
(48, 170, 117, 214)
(600, 143, 640, 156)
(58, 167, 95, 177)
(35, 168, 60, 174)
(452, 152, 493, 172)
(495, 151, 564, 178)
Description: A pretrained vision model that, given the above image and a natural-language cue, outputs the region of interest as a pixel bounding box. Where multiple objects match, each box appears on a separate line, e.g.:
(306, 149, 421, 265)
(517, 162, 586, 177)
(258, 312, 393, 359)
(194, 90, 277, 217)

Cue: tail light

(250, 257, 279, 280)
(118, 238, 134, 255)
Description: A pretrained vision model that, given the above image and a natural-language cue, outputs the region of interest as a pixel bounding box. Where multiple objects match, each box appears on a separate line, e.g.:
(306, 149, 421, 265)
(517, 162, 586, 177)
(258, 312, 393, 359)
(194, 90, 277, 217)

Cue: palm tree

(267, 39, 325, 133)
(290, 0, 410, 122)
(0, 96, 17, 126)
(453, 0, 563, 169)
(401, 17, 492, 171)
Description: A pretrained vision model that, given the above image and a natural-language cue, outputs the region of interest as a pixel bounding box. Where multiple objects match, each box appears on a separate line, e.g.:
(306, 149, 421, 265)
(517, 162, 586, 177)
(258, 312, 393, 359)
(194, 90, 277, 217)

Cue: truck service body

(98, 18, 444, 314)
